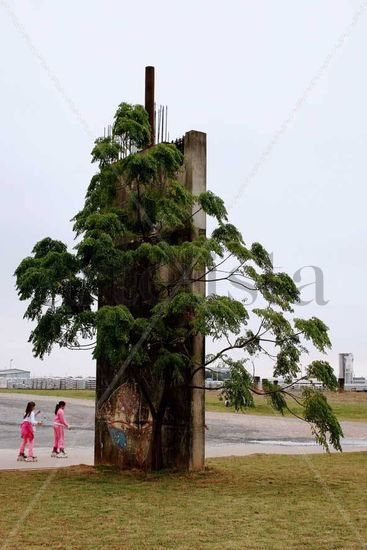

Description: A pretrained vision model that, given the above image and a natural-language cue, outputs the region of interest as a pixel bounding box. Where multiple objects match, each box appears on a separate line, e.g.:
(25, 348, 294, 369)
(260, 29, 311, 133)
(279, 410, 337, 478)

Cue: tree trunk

(150, 415, 164, 471)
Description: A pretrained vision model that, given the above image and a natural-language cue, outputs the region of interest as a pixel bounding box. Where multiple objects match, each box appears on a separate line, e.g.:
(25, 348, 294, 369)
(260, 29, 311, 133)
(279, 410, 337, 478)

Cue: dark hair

(24, 401, 35, 418)
(55, 401, 66, 414)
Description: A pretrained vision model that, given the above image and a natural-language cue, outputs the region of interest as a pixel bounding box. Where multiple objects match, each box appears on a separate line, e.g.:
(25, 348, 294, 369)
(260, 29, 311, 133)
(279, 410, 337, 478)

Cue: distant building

(353, 377, 366, 384)
(0, 368, 30, 379)
(338, 354, 367, 391)
(283, 378, 324, 391)
(345, 374, 367, 392)
(339, 353, 354, 384)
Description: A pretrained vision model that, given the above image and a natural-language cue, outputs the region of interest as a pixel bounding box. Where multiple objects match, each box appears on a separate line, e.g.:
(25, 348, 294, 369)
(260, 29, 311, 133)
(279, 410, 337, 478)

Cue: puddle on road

(247, 438, 367, 447)
(209, 437, 367, 448)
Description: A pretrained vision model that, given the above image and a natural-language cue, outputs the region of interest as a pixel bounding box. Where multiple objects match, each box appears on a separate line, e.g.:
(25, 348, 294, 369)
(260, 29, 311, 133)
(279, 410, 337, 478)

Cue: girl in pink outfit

(18, 401, 42, 462)
(52, 401, 70, 458)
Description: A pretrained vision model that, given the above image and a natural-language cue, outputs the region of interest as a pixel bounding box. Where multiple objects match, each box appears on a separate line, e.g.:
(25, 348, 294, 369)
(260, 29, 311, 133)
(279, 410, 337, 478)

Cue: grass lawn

(0, 453, 366, 549)
(0, 388, 95, 400)
(1, 388, 366, 421)
(206, 391, 367, 421)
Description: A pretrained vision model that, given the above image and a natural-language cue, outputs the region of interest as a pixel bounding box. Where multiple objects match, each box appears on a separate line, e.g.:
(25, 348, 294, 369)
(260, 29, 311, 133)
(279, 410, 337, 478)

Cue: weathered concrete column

(179, 130, 207, 470)
(95, 130, 207, 471)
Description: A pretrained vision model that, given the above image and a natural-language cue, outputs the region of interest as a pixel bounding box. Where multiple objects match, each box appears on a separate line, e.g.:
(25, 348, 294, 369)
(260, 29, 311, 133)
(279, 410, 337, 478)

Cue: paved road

(206, 410, 367, 456)
(1, 393, 366, 469)
(0, 393, 94, 449)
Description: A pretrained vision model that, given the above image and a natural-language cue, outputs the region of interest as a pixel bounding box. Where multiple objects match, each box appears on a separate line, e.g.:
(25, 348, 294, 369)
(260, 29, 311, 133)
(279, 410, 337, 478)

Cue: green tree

(15, 102, 343, 470)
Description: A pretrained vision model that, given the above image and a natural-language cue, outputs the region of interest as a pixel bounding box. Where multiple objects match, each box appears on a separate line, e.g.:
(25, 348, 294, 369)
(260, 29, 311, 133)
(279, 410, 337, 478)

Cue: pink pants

(53, 425, 65, 451)
(20, 422, 34, 457)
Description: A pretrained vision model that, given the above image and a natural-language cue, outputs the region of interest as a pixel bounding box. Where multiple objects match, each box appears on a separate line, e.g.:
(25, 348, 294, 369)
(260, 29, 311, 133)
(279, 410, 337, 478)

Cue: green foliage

(121, 144, 183, 185)
(250, 242, 273, 270)
(253, 308, 292, 338)
(32, 237, 67, 258)
(249, 269, 300, 310)
(195, 295, 248, 339)
(148, 143, 183, 177)
(153, 350, 188, 383)
(91, 137, 120, 167)
(303, 388, 343, 451)
(294, 317, 331, 352)
(221, 359, 254, 411)
(166, 239, 221, 273)
(73, 166, 123, 235)
(262, 379, 287, 415)
(83, 212, 126, 239)
(235, 330, 261, 356)
(273, 345, 301, 379)
(198, 191, 227, 222)
(211, 224, 244, 246)
(122, 151, 161, 185)
(76, 232, 126, 283)
(15, 101, 342, 453)
(28, 308, 67, 358)
(210, 223, 254, 262)
(307, 360, 338, 390)
(152, 291, 203, 320)
(155, 180, 193, 228)
(94, 305, 134, 364)
(113, 103, 151, 149)
(15, 238, 80, 320)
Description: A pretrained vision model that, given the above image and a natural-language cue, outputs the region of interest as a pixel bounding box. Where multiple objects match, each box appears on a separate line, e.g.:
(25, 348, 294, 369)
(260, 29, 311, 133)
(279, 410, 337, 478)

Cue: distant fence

(344, 383, 367, 392)
(2, 377, 96, 391)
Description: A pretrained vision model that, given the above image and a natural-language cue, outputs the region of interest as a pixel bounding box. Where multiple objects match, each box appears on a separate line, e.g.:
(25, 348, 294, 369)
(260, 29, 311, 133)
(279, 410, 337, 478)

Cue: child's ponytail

(24, 401, 35, 418)
(55, 401, 66, 414)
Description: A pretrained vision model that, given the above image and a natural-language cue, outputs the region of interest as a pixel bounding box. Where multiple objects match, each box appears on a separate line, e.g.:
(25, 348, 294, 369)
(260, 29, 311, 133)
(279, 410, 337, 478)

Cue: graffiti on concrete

(108, 426, 127, 449)
(98, 382, 153, 466)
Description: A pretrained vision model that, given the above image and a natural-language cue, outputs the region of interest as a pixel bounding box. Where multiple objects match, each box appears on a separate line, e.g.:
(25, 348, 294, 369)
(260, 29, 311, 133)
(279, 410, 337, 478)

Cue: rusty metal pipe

(145, 66, 155, 145)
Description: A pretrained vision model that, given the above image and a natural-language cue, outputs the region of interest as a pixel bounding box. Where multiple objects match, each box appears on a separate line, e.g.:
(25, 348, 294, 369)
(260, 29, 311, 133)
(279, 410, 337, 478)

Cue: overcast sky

(1, 0, 366, 378)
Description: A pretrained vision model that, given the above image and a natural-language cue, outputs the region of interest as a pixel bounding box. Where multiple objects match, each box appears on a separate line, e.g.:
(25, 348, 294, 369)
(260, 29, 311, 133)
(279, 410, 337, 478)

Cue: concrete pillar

(95, 130, 207, 471)
(179, 130, 206, 471)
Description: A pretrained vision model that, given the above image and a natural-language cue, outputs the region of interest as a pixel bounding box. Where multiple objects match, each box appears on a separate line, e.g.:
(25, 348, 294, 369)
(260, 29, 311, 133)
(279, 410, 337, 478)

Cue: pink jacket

(54, 408, 69, 428)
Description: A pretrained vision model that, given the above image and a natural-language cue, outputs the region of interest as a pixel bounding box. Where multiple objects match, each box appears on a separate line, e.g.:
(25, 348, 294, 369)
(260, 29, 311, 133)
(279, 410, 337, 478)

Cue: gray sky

(1, 0, 366, 378)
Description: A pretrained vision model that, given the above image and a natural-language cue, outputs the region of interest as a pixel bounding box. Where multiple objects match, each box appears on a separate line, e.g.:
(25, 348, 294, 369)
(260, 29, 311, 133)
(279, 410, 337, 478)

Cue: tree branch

(66, 345, 96, 351)
(188, 322, 264, 383)
(283, 403, 307, 423)
(191, 275, 256, 291)
(134, 371, 157, 419)
(195, 253, 233, 281)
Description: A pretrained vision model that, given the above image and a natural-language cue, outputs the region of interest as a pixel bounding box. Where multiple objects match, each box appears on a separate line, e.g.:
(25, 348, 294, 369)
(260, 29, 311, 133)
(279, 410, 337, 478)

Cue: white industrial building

(339, 353, 367, 391)
(0, 369, 31, 388)
(0, 368, 30, 379)
(339, 353, 354, 384)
